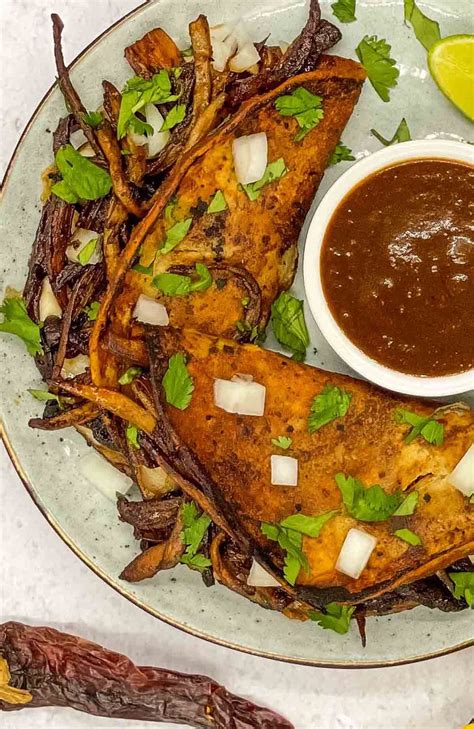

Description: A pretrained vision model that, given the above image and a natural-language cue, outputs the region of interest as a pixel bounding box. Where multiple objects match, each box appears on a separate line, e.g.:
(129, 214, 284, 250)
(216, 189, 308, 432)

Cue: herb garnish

(83, 301, 100, 321)
(153, 263, 212, 297)
(51, 145, 112, 203)
(395, 408, 444, 446)
(118, 366, 143, 385)
(0, 297, 43, 356)
(394, 528, 421, 546)
(28, 389, 61, 405)
(404, 0, 441, 52)
(335, 473, 403, 522)
(330, 141, 355, 165)
(180, 502, 212, 571)
(261, 511, 335, 585)
(207, 190, 228, 213)
(270, 291, 310, 361)
(275, 87, 324, 141)
(160, 103, 186, 132)
(77, 237, 99, 266)
(242, 158, 288, 201)
(371, 118, 411, 146)
(126, 423, 140, 449)
(449, 572, 474, 607)
(117, 71, 180, 139)
(393, 490, 419, 516)
(280, 511, 337, 538)
(309, 603, 355, 635)
(308, 385, 352, 433)
(355, 35, 399, 102)
(132, 261, 154, 275)
(331, 0, 356, 24)
(271, 436, 293, 450)
(162, 352, 194, 410)
(261, 522, 308, 586)
(82, 110, 103, 128)
(159, 218, 193, 255)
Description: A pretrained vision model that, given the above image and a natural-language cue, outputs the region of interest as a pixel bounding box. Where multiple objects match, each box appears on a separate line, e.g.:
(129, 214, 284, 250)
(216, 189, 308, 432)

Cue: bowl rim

(303, 139, 474, 397)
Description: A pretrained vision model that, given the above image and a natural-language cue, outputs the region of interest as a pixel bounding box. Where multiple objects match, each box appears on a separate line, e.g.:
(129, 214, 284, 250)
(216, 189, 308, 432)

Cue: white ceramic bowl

(303, 140, 474, 397)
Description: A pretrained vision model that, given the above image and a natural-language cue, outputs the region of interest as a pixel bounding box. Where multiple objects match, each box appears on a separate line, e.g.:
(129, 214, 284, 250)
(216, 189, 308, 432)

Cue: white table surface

(0, 1, 472, 727)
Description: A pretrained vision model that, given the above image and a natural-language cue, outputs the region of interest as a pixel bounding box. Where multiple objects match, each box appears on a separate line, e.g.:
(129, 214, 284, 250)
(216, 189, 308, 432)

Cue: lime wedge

(428, 34, 474, 121)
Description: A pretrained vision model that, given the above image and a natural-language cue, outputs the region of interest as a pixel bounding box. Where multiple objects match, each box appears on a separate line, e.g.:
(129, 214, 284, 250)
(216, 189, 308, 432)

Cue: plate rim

(1, 0, 472, 668)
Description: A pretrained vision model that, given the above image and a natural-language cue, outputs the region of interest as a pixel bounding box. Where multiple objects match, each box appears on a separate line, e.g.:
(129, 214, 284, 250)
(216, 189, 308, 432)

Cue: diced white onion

(210, 22, 234, 42)
(69, 128, 88, 150)
(80, 451, 133, 501)
(232, 132, 268, 185)
(213, 377, 266, 416)
(39, 278, 62, 321)
(137, 465, 175, 498)
(449, 444, 474, 497)
(270, 455, 298, 487)
(129, 103, 169, 159)
(133, 295, 169, 326)
(231, 373, 253, 383)
(61, 354, 90, 379)
(78, 142, 95, 158)
(247, 559, 280, 587)
(230, 20, 251, 48)
(66, 228, 102, 265)
(278, 40, 290, 54)
(336, 528, 377, 579)
(211, 35, 237, 72)
(229, 43, 261, 73)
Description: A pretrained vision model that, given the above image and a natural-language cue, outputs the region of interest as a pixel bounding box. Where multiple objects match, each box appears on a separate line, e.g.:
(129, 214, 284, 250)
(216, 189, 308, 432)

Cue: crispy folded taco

(145, 327, 474, 607)
(111, 57, 366, 343)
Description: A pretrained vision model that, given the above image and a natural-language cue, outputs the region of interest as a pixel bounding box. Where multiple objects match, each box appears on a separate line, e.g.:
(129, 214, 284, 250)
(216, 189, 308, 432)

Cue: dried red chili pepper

(0, 622, 293, 728)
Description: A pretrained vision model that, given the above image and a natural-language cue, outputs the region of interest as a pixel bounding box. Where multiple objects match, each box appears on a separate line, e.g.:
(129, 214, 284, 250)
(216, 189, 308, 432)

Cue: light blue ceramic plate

(1, 0, 473, 666)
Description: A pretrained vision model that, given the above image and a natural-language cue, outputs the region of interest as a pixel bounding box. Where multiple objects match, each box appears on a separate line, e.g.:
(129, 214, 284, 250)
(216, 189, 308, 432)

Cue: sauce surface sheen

(321, 159, 474, 377)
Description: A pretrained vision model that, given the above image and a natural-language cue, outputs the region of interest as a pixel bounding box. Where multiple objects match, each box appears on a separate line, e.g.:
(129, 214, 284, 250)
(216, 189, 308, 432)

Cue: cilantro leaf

(371, 118, 411, 146)
(330, 141, 355, 165)
(393, 490, 419, 516)
(0, 297, 43, 356)
(126, 423, 140, 449)
(271, 291, 310, 361)
(355, 35, 399, 102)
(82, 110, 103, 128)
(404, 0, 441, 52)
(261, 522, 309, 586)
(118, 366, 143, 385)
(395, 408, 444, 446)
(242, 158, 288, 201)
(153, 263, 212, 297)
(309, 603, 355, 634)
(308, 384, 352, 433)
(52, 145, 112, 202)
(77, 237, 99, 266)
(207, 190, 228, 213)
(164, 197, 177, 222)
(163, 352, 194, 410)
(83, 300, 100, 321)
(394, 528, 421, 546)
(449, 572, 474, 608)
(280, 511, 337, 538)
(275, 87, 324, 141)
(28, 389, 61, 404)
(159, 217, 193, 255)
(271, 436, 293, 450)
(331, 0, 356, 23)
(335, 473, 403, 522)
(160, 103, 186, 132)
(117, 71, 180, 139)
(180, 502, 212, 571)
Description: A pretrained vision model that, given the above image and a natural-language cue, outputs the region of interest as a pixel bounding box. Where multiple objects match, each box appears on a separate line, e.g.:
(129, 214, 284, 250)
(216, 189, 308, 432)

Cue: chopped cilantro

(207, 190, 228, 213)
(355, 35, 399, 102)
(159, 217, 193, 255)
(394, 528, 421, 546)
(82, 110, 103, 128)
(180, 502, 212, 571)
(126, 423, 140, 449)
(275, 87, 324, 141)
(77, 237, 99, 266)
(395, 408, 444, 446)
(371, 118, 411, 146)
(28, 389, 61, 405)
(261, 522, 309, 586)
(0, 297, 43, 356)
(118, 366, 143, 385)
(160, 103, 186, 132)
(331, 0, 356, 23)
(162, 352, 194, 410)
(404, 0, 441, 52)
(335, 473, 403, 522)
(242, 158, 288, 201)
(83, 300, 100, 321)
(271, 291, 310, 361)
(280, 511, 337, 538)
(117, 71, 180, 139)
(308, 384, 352, 433)
(51, 145, 112, 203)
(153, 263, 212, 297)
(271, 436, 293, 450)
(393, 491, 419, 516)
(309, 603, 355, 634)
(330, 141, 355, 165)
(449, 572, 474, 607)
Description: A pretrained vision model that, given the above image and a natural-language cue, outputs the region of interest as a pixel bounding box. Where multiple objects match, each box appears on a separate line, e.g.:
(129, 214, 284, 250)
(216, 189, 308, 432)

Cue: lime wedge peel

(428, 34, 474, 122)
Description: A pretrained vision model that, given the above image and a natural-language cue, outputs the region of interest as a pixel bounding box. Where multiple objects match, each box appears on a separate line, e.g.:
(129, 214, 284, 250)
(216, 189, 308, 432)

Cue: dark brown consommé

(321, 158, 474, 376)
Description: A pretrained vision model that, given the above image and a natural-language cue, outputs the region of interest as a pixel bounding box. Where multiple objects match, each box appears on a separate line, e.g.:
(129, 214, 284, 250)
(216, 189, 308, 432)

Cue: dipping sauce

(321, 159, 474, 376)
